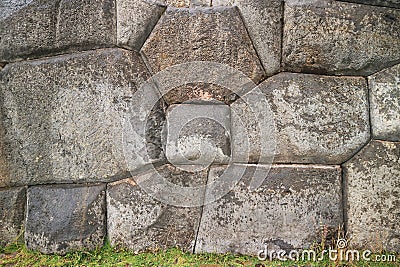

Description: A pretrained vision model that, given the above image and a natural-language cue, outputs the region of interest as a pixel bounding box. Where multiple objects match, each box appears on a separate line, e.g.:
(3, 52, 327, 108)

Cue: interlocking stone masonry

(0, 187, 26, 246)
(25, 184, 106, 254)
(141, 6, 265, 104)
(369, 63, 400, 142)
(232, 72, 370, 164)
(195, 164, 343, 255)
(283, 0, 400, 76)
(0, 48, 164, 187)
(107, 164, 208, 252)
(343, 140, 400, 253)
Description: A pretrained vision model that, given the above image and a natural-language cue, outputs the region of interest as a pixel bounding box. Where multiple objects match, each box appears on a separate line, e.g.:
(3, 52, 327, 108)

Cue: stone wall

(0, 0, 399, 255)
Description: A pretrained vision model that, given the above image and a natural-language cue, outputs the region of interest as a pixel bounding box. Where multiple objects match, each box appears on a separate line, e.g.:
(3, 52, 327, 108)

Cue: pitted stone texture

(0, 187, 26, 246)
(163, 0, 210, 7)
(166, 104, 231, 165)
(117, 0, 166, 50)
(369, 64, 400, 141)
(255, 73, 369, 164)
(338, 0, 400, 8)
(0, 49, 164, 187)
(343, 140, 400, 253)
(25, 184, 106, 254)
(0, 0, 116, 62)
(141, 7, 265, 104)
(283, 0, 400, 76)
(0, 0, 33, 19)
(195, 164, 342, 255)
(107, 164, 208, 252)
(210, 0, 282, 76)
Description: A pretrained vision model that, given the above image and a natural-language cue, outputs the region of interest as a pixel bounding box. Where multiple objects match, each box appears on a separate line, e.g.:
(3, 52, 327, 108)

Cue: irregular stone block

(0, 187, 26, 246)
(107, 164, 208, 252)
(117, 0, 166, 50)
(166, 104, 231, 165)
(343, 140, 400, 253)
(141, 7, 265, 104)
(25, 184, 106, 254)
(55, 0, 116, 50)
(0, 48, 164, 187)
(338, 0, 400, 9)
(211, 0, 282, 76)
(283, 0, 400, 76)
(233, 72, 369, 164)
(195, 164, 343, 255)
(369, 63, 400, 141)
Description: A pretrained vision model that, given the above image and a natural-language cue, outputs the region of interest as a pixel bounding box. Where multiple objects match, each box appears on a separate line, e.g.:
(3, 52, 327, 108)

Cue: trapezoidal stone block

(282, 0, 400, 76)
(343, 140, 400, 253)
(0, 48, 164, 187)
(165, 104, 231, 166)
(25, 184, 106, 254)
(141, 6, 265, 104)
(195, 164, 343, 255)
(0, 187, 26, 246)
(369, 63, 400, 142)
(107, 164, 208, 252)
(209, 0, 282, 76)
(232, 72, 370, 164)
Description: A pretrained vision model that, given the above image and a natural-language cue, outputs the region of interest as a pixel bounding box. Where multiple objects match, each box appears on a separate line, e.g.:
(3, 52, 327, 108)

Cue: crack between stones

(335, 0, 400, 10)
(279, 0, 285, 72)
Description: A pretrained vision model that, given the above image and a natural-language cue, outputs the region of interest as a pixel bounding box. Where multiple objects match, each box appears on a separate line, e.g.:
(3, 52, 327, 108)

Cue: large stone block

(369, 63, 400, 141)
(141, 6, 265, 104)
(0, 187, 26, 246)
(0, 0, 165, 62)
(283, 0, 400, 76)
(338, 0, 400, 8)
(166, 104, 231, 166)
(25, 184, 106, 254)
(0, 48, 164, 187)
(195, 164, 343, 255)
(117, 0, 166, 50)
(211, 0, 282, 76)
(107, 164, 208, 252)
(343, 140, 400, 252)
(232, 73, 370, 164)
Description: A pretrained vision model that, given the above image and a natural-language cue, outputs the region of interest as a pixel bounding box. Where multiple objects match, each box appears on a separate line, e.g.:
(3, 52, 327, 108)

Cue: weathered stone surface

(369, 63, 400, 141)
(107, 164, 208, 252)
(338, 0, 400, 9)
(343, 140, 400, 252)
(163, 0, 210, 7)
(245, 72, 369, 164)
(25, 184, 106, 254)
(283, 0, 400, 76)
(0, 187, 26, 246)
(211, 0, 282, 76)
(166, 104, 231, 165)
(195, 164, 342, 255)
(0, 48, 164, 187)
(141, 6, 265, 104)
(0, 0, 116, 62)
(0, 0, 33, 19)
(117, 0, 166, 50)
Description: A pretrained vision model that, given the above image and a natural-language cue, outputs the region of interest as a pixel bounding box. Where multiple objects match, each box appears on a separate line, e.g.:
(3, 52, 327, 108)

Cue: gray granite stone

(107, 164, 208, 252)
(163, 0, 210, 7)
(166, 104, 231, 166)
(343, 140, 400, 253)
(283, 0, 400, 76)
(254, 72, 369, 164)
(0, 0, 33, 19)
(117, 0, 166, 51)
(195, 164, 343, 255)
(0, 48, 164, 187)
(0, 187, 26, 246)
(141, 6, 265, 104)
(25, 184, 106, 254)
(337, 0, 400, 8)
(369, 63, 400, 142)
(211, 0, 282, 76)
